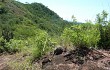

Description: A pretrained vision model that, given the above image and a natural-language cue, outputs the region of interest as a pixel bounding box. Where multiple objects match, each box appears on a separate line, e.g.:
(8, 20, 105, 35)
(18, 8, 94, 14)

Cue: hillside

(0, 0, 72, 39)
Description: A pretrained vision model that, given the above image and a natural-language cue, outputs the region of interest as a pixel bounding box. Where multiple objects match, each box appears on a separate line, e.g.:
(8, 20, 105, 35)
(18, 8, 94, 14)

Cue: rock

(42, 58, 51, 65)
(54, 47, 64, 55)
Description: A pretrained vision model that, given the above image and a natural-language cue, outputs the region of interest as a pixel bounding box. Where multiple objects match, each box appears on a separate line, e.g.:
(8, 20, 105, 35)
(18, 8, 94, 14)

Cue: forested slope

(0, 0, 72, 39)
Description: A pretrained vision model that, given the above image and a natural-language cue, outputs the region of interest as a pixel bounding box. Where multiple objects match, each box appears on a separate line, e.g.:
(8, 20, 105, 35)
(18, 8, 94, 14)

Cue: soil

(37, 47, 110, 70)
(0, 47, 110, 70)
(0, 54, 15, 70)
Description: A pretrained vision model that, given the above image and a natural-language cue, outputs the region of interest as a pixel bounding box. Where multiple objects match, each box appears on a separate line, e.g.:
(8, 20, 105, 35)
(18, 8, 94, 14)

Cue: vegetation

(96, 10, 110, 49)
(61, 23, 100, 48)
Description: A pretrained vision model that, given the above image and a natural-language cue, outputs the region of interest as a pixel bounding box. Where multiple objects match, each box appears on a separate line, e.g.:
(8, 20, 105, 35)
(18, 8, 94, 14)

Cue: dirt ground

(37, 47, 110, 70)
(0, 54, 15, 70)
(0, 47, 110, 70)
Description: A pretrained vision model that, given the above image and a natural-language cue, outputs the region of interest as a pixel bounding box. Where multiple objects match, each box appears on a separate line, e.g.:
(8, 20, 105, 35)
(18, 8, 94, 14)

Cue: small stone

(54, 47, 63, 55)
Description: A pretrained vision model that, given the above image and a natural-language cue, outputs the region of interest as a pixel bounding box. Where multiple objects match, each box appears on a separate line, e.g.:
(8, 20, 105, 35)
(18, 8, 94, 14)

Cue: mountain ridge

(0, 0, 73, 38)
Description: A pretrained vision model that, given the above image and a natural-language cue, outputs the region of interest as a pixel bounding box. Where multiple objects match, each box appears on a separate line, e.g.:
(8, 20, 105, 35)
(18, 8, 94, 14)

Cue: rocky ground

(0, 47, 110, 70)
(0, 54, 16, 70)
(37, 47, 110, 70)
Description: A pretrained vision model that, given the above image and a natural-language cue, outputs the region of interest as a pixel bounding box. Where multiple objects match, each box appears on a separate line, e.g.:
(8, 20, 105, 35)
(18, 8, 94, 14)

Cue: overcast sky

(18, 0, 110, 22)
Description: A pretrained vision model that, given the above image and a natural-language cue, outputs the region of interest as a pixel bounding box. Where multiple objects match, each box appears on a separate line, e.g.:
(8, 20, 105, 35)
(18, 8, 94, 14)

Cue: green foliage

(0, 7, 7, 14)
(0, 36, 6, 52)
(96, 10, 108, 25)
(5, 39, 25, 53)
(2, 27, 13, 42)
(61, 23, 100, 48)
(0, 0, 13, 2)
(96, 10, 110, 49)
(72, 15, 77, 23)
(14, 24, 36, 39)
(30, 30, 53, 60)
(0, 0, 73, 40)
(0, 2, 8, 14)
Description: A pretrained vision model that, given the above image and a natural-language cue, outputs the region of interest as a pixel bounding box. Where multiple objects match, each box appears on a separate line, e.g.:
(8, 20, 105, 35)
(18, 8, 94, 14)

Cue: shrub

(61, 23, 100, 48)
(5, 39, 25, 53)
(14, 24, 36, 40)
(0, 36, 6, 52)
(96, 11, 110, 49)
(29, 30, 53, 61)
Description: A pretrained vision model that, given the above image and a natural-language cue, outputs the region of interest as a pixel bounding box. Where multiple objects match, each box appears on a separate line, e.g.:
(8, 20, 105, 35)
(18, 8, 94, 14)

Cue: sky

(18, 0, 110, 22)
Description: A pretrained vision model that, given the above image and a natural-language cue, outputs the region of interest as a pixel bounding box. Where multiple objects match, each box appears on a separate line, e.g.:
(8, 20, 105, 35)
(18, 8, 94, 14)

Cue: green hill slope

(0, 0, 72, 40)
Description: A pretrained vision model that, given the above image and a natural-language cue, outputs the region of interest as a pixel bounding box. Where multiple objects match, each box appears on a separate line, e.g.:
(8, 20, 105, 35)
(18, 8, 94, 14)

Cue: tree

(72, 15, 77, 23)
(2, 27, 13, 42)
(96, 10, 108, 26)
(96, 10, 110, 49)
(0, 0, 14, 2)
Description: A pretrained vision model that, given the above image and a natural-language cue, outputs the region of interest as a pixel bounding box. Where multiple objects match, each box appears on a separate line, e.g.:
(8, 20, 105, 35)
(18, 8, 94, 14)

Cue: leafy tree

(0, 37, 6, 52)
(72, 15, 77, 23)
(29, 30, 53, 61)
(5, 39, 25, 53)
(0, 0, 14, 2)
(2, 28, 13, 42)
(96, 10, 110, 49)
(96, 10, 108, 26)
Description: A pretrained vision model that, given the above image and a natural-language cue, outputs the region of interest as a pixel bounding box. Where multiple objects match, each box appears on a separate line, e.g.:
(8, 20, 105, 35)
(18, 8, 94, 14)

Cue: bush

(61, 23, 100, 48)
(96, 11, 110, 49)
(28, 30, 53, 61)
(14, 24, 36, 40)
(0, 36, 6, 53)
(5, 39, 25, 53)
